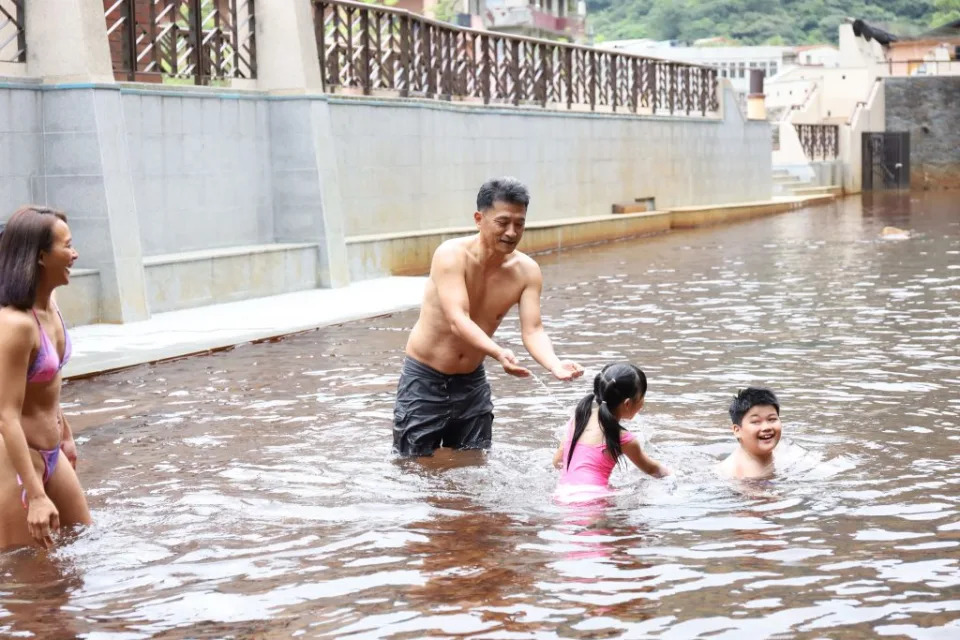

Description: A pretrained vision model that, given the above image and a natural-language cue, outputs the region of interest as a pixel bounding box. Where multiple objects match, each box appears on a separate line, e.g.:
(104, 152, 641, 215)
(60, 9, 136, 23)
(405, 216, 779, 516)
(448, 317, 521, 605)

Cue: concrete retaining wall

(1, 80, 773, 325)
(329, 87, 772, 237)
(885, 77, 960, 191)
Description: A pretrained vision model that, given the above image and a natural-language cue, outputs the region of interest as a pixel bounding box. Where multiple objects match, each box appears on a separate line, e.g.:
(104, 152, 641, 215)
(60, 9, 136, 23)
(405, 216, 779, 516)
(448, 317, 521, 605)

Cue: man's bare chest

(464, 272, 523, 321)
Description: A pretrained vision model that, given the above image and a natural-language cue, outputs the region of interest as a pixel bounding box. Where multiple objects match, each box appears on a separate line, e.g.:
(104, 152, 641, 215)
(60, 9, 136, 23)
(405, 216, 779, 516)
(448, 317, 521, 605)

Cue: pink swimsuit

(556, 417, 636, 497)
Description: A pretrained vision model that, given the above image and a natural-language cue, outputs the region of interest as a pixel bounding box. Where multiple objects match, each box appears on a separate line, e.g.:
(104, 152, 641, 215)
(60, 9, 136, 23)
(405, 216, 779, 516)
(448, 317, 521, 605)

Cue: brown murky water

(2, 192, 958, 639)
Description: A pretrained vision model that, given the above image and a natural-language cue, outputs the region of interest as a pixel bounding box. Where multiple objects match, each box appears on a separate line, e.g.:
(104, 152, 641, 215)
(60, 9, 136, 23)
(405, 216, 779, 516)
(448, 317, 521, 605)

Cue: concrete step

(773, 174, 804, 184)
(789, 184, 842, 196)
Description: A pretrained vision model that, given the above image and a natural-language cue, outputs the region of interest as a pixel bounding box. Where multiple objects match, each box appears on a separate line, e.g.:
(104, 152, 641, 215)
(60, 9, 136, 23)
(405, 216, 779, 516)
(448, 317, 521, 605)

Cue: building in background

(597, 40, 817, 96)
(394, 0, 587, 42)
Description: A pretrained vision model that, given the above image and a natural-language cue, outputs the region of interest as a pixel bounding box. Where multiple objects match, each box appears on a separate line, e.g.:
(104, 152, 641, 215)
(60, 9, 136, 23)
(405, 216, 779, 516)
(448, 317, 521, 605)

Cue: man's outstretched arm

(518, 262, 583, 381)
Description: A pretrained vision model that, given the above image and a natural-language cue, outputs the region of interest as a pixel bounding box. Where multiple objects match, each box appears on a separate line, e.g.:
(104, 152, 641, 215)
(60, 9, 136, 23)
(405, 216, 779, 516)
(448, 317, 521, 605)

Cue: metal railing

(885, 59, 960, 77)
(0, 0, 25, 63)
(105, 0, 256, 85)
(313, 0, 719, 116)
(794, 124, 839, 161)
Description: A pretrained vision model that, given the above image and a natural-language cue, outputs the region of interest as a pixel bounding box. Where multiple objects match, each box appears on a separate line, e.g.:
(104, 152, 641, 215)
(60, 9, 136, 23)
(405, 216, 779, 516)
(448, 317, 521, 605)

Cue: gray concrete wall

(0, 84, 43, 207)
(885, 77, 960, 191)
(267, 99, 349, 287)
(330, 87, 772, 237)
(2, 83, 149, 323)
(122, 90, 274, 255)
(2, 81, 771, 324)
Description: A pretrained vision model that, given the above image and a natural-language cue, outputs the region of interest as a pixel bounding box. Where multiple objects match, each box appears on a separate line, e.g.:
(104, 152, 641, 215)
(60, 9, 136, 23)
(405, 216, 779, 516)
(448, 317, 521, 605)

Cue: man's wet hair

(476, 177, 530, 212)
(729, 387, 780, 425)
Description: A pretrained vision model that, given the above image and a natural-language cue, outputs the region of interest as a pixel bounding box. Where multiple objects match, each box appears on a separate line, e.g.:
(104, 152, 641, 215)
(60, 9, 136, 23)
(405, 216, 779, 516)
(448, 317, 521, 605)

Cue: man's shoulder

(431, 237, 469, 267)
(434, 237, 470, 258)
(503, 249, 536, 269)
(510, 251, 542, 280)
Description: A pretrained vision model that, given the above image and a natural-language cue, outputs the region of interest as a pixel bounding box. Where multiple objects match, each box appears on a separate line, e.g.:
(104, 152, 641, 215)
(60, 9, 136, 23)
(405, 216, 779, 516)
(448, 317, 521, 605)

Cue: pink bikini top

(27, 308, 72, 384)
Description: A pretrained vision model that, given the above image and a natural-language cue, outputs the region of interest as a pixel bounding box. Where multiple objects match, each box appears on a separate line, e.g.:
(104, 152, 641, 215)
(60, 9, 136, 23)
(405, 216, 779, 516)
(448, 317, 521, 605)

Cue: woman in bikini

(0, 205, 89, 549)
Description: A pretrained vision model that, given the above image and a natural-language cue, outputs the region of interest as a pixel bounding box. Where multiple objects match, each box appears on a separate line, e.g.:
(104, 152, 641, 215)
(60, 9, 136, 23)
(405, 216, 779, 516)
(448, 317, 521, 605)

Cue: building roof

(794, 44, 838, 52)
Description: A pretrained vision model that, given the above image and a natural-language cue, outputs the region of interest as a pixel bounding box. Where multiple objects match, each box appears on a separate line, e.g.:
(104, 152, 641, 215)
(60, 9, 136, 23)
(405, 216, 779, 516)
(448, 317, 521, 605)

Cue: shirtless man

(393, 177, 584, 457)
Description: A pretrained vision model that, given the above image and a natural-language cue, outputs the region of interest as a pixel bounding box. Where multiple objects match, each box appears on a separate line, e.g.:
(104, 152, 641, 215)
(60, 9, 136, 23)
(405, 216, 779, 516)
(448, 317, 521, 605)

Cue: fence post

(124, 0, 137, 81)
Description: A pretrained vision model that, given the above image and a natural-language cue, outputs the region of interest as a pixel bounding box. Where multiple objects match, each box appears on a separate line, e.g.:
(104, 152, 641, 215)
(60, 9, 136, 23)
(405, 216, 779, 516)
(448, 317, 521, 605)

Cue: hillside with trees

(586, 0, 947, 45)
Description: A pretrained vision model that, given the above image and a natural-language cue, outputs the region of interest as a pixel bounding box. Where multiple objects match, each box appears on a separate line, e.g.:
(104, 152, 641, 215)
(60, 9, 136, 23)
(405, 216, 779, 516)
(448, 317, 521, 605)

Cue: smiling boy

(718, 387, 783, 479)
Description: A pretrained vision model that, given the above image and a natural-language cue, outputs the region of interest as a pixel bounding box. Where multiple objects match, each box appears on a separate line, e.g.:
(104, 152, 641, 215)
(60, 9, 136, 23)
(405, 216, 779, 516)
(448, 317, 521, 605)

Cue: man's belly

(405, 326, 487, 375)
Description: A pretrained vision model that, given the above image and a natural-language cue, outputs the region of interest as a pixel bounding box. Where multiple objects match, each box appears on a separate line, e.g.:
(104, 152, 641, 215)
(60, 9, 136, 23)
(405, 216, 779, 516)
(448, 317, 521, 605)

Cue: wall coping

(143, 243, 318, 267)
(0, 78, 732, 124)
(346, 210, 671, 245)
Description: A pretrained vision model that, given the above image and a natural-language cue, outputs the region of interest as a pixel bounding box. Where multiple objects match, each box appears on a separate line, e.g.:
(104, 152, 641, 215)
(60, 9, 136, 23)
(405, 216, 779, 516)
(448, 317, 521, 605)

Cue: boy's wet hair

(729, 387, 780, 425)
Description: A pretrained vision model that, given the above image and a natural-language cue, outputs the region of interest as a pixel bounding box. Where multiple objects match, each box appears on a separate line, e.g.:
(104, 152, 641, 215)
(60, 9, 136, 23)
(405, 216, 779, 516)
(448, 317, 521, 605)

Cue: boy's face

(732, 404, 782, 457)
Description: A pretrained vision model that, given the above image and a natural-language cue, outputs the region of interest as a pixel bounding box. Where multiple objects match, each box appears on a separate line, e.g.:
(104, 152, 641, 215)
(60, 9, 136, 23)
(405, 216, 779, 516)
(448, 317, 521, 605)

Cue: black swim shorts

(392, 356, 494, 457)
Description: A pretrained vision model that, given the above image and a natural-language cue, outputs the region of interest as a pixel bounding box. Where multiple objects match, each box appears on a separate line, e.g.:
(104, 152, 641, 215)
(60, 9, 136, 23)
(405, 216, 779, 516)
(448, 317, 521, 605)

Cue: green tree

(648, 0, 688, 40)
(931, 0, 960, 26)
(585, 0, 936, 45)
(433, 0, 459, 23)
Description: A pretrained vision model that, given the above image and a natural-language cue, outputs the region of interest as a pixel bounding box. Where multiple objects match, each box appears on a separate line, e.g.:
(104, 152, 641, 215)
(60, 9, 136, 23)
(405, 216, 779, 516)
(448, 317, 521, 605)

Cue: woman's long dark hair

(567, 363, 647, 469)
(0, 205, 68, 310)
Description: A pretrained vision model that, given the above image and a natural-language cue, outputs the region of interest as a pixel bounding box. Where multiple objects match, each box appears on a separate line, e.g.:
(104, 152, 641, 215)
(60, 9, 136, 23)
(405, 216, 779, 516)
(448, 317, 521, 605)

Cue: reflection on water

(3, 192, 959, 638)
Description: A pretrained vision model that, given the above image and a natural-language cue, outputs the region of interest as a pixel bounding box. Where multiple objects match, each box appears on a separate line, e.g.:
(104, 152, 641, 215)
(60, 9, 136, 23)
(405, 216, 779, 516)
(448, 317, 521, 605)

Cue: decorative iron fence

(0, 0, 26, 63)
(105, 0, 256, 84)
(794, 124, 839, 161)
(313, 0, 719, 116)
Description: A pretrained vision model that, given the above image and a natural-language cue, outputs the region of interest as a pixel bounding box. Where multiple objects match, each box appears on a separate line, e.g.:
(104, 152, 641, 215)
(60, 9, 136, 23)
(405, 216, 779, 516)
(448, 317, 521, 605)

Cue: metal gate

(862, 132, 910, 190)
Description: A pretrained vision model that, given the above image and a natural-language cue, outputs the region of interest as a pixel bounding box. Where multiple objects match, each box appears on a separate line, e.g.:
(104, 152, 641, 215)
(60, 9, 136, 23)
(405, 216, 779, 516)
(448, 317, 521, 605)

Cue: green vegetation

(586, 0, 939, 45)
(931, 0, 960, 26)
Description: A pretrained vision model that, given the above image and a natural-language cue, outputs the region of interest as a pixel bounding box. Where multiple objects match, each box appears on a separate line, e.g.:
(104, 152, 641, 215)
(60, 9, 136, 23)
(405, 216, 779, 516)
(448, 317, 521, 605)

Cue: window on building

(738, 63, 745, 78)
(770, 63, 778, 76)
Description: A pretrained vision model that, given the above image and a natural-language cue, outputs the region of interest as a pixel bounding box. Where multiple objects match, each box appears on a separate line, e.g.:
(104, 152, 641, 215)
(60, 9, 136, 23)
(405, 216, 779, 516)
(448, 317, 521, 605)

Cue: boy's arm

(622, 439, 671, 478)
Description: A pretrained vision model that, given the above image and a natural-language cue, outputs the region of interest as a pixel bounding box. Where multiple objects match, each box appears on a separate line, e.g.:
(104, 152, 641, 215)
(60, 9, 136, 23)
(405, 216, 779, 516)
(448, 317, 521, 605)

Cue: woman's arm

(0, 313, 60, 547)
(59, 407, 78, 468)
(622, 438, 671, 478)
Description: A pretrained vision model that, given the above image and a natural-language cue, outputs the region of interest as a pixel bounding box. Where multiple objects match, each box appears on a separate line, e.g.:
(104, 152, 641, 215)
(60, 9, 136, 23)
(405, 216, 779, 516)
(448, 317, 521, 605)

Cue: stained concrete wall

(2, 81, 771, 324)
(885, 77, 960, 191)
(1, 82, 149, 324)
(330, 87, 772, 237)
(0, 83, 43, 206)
(123, 90, 275, 255)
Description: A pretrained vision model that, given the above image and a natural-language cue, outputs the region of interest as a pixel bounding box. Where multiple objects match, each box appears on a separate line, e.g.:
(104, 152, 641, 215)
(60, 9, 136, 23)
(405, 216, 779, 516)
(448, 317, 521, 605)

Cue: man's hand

(498, 349, 531, 378)
(551, 360, 584, 381)
(61, 436, 78, 469)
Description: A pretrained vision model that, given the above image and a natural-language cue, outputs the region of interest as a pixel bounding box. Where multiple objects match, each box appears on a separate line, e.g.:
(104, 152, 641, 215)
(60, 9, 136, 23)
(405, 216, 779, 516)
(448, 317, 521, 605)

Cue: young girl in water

(553, 363, 671, 501)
